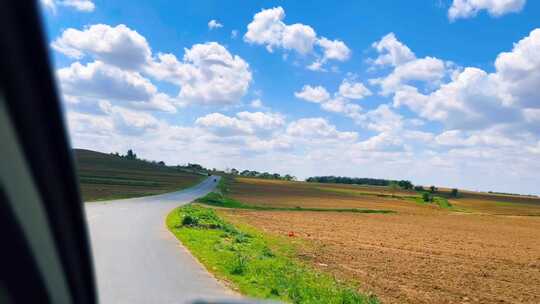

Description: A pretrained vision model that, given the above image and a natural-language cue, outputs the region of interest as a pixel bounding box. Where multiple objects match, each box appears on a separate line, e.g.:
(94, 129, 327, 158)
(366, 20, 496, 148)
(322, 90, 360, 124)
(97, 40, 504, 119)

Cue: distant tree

(414, 185, 425, 191)
(451, 188, 459, 197)
(260, 172, 272, 179)
(422, 192, 432, 202)
(187, 163, 204, 170)
(398, 180, 413, 190)
(429, 185, 437, 193)
(126, 149, 137, 160)
(158, 161, 165, 166)
(283, 174, 295, 181)
(230, 168, 239, 175)
(389, 181, 400, 197)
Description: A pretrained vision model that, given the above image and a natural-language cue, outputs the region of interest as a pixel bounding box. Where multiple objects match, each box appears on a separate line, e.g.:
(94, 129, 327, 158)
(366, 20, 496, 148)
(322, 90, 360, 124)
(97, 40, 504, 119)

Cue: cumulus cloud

(58, 61, 156, 101)
(370, 33, 452, 95)
(148, 42, 252, 105)
(53, 24, 252, 106)
(448, 0, 526, 21)
(294, 80, 371, 120)
(494, 28, 540, 108)
(338, 80, 372, 99)
(57, 60, 177, 113)
(244, 7, 351, 70)
(371, 33, 415, 67)
(195, 111, 284, 137)
(52, 24, 151, 69)
(392, 29, 540, 130)
(317, 37, 351, 62)
(208, 19, 223, 30)
(294, 85, 330, 103)
(357, 104, 404, 132)
(320, 97, 362, 120)
(286, 118, 358, 141)
(41, 0, 95, 13)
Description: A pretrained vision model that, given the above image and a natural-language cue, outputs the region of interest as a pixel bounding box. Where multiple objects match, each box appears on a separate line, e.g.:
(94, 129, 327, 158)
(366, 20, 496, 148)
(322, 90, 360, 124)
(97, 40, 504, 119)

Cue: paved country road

(85, 176, 238, 304)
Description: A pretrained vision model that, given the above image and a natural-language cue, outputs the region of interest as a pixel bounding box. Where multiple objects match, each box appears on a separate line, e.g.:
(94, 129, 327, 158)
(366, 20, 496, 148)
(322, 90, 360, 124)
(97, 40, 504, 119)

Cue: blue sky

(40, 0, 540, 194)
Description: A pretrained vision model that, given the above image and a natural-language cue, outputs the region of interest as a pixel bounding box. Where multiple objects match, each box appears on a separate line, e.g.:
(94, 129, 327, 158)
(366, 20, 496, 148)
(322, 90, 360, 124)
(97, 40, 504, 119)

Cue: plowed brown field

(221, 178, 540, 303)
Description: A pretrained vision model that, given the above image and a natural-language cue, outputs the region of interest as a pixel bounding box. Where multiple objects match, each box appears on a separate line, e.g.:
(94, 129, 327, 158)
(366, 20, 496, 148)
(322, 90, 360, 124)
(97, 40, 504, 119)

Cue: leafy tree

(283, 174, 295, 181)
(389, 181, 400, 197)
(429, 185, 437, 193)
(158, 161, 165, 166)
(230, 168, 239, 175)
(451, 188, 459, 197)
(414, 185, 425, 191)
(398, 180, 413, 190)
(125, 149, 137, 160)
(422, 192, 432, 202)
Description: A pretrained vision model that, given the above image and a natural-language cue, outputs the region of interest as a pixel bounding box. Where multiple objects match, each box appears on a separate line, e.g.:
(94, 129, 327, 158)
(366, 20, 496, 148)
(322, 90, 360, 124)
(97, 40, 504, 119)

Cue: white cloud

(435, 129, 517, 147)
(52, 24, 151, 69)
(59, 0, 95, 12)
(286, 118, 358, 141)
(244, 7, 288, 52)
(353, 132, 406, 152)
(370, 33, 451, 95)
(357, 104, 403, 132)
(53, 24, 253, 108)
(244, 7, 350, 70)
(195, 111, 284, 137)
(306, 60, 325, 72)
(231, 30, 239, 39)
(494, 28, 540, 108)
(106, 105, 160, 136)
(281, 23, 317, 54)
(392, 29, 540, 130)
(448, 0, 526, 21)
(41, 0, 95, 13)
(58, 61, 156, 101)
(148, 42, 252, 105)
(338, 80, 372, 99)
(294, 85, 330, 103)
(208, 19, 223, 30)
(57, 61, 177, 113)
(295, 81, 369, 120)
(371, 32, 415, 67)
(317, 37, 351, 61)
(320, 97, 362, 120)
(250, 99, 263, 108)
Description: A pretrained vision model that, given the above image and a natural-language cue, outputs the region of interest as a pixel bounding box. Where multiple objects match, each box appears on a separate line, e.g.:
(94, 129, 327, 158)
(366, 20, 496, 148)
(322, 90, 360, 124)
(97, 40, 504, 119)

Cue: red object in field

(288, 231, 295, 237)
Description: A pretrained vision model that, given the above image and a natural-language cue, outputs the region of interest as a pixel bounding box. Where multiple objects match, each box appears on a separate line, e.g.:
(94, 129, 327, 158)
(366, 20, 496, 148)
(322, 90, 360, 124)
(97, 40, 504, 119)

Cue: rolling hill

(74, 149, 206, 201)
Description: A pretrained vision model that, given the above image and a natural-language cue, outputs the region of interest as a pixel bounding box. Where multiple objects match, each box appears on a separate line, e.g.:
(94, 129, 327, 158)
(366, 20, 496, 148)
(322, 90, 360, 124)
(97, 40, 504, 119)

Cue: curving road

(85, 176, 239, 304)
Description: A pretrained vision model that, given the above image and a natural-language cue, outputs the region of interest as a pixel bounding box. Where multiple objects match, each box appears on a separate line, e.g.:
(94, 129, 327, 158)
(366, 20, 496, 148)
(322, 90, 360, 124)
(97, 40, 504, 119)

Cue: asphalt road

(85, 176, 238, 304)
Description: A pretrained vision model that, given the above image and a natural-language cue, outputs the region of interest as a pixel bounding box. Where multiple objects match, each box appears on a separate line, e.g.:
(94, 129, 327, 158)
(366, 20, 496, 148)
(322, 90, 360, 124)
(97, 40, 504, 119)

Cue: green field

(74, 149, 205, 201)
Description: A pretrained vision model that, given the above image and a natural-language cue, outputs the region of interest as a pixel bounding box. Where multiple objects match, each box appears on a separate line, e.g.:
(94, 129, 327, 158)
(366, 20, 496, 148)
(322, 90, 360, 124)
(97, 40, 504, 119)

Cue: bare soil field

(222, 177, 540, 303)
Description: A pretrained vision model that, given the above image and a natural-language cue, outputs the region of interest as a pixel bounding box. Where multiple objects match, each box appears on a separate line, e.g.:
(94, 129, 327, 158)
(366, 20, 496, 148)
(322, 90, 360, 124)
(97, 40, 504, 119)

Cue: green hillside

(74, 149, 205, 201)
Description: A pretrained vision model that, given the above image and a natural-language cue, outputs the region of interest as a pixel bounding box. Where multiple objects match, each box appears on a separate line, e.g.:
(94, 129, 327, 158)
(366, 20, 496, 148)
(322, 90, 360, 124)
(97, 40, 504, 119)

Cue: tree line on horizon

(227, 168, 296, 181)
(306, 176, 414, 190)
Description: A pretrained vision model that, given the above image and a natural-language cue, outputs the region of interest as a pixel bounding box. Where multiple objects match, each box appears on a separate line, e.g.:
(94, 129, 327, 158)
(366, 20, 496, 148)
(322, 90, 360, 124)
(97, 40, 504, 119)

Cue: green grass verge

(167, 205, 379, 304)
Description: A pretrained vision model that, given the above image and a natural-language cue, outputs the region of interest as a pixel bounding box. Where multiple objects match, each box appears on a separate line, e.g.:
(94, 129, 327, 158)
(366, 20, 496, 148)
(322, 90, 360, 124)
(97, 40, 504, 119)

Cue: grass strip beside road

(167, 205, 380, 304)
